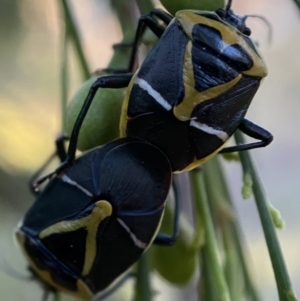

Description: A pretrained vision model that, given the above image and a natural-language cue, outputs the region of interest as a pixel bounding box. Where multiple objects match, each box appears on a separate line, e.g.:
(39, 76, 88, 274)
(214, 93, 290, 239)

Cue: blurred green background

(0, 0, 299, 300)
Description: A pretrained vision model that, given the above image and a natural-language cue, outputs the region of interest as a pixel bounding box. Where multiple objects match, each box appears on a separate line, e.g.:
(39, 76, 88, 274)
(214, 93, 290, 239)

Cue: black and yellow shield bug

(120, 1, 273, 171)
(16, 136, 176, 300)
(16, 0, 273, 299)
(67, 0, 272, 173)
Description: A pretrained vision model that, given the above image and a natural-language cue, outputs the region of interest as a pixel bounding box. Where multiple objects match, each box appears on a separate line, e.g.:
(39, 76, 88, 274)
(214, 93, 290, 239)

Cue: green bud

(268, 203, 285, 229)
(221, 152, 240, 162)
(242, 172, 253, 199)
(65, 76, 124, 151)
(159, 0, 225, 16)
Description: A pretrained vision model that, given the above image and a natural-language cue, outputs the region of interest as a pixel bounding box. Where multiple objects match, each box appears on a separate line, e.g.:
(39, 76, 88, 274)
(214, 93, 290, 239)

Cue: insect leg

(149, 8, 173, 25)
(126, 9, 171, 73)
(67, 74, 133, 160)
(29, 135, 68, 195)
(154, 177, 180, 246)
(34, 74, 133, 187)
(220, 118, 273, 153)
(104, 9, 172, 74)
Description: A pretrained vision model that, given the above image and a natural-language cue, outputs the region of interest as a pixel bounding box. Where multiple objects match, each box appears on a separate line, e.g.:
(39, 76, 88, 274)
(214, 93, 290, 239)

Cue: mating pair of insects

(16, 1, 273, 300)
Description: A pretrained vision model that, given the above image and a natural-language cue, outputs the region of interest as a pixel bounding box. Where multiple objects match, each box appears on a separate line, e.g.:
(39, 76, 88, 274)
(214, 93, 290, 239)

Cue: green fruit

(159, 0, 225, 15)
(151, 201, 203, 285)
(65, 76, 125, 151)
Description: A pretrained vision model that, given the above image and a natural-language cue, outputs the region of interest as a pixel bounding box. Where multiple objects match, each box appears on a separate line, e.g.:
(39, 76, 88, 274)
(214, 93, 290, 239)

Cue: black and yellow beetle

(16, 0, 273, 299)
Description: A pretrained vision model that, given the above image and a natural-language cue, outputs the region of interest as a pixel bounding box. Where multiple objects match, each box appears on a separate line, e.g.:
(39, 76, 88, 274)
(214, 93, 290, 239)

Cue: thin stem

(109, 0, 140, 70)
(60, 0, 90, 79)
(60, 25, 68, 131)
(132, 253, 152, 301)
(190, 170, 231, 301)
(199, 245, 218, 301)
(135, 0, 155, 14)
(53, 292, 60, 301)
(205, 157, 261, 301)
(111, 0, 138, 42)
(292, 0, 300, 11)
(235, 130, 298, 301)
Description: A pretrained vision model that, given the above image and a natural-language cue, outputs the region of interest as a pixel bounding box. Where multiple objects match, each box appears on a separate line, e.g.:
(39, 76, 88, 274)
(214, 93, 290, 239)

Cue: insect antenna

(225, 0, 233, 11)
(245, 14, 273, 44)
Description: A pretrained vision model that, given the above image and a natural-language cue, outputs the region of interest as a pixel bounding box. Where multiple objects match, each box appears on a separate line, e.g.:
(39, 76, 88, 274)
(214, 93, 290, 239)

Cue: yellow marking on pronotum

(176, 10, 267, 79)
(39, 200, 113, 276)
(174, 40, 241, 122)
(176, 10, 243, 46)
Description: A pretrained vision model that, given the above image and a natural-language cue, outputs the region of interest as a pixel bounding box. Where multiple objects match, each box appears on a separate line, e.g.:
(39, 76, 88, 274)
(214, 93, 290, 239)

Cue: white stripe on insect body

(117, 218, 148, 249)
(61, 175, 93, 197)
(135, 77, 172, 111)
(190, 119, 229, 141)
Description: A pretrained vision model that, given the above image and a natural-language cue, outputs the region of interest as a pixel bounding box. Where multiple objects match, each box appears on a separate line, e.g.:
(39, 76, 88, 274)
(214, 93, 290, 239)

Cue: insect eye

(215, 8, 226, 18)
(243, 27, 251, 36)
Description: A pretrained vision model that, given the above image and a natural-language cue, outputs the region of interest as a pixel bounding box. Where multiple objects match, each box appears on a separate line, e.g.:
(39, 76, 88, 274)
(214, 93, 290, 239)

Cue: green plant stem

(132, 253, 152, 301)
(60, 0, 90, 79)
(205, 157, 261, 301)
(136, 0, 155, 15)
(111, 0, 138, 42)
(234, 130, 298, 301)
(60, 27, 68, 131)
(190, 170, 231, 301)
(203, 160, 242, 301)
(191, 196, 205, 251)
(292, 0, 300, 11)
(109, 0, 139, 70)
(200, 245, 218, 301)
(53, 292, 61, 301)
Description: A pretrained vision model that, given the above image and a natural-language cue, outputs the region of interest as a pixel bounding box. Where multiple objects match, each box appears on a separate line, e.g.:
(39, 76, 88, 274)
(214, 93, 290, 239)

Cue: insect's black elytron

(16, 1, 273, 299)
(16, 138, 173, 300)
